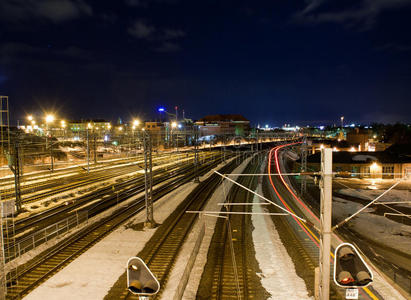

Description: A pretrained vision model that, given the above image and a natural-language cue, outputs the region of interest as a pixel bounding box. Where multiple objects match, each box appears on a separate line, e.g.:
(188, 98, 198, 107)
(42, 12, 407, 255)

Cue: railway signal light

(333, 243, 373, 288)
(127, 257, 160, 296)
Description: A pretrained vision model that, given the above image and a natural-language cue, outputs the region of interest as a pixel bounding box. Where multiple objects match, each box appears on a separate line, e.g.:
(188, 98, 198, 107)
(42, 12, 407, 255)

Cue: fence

(5, 211, 88, 262)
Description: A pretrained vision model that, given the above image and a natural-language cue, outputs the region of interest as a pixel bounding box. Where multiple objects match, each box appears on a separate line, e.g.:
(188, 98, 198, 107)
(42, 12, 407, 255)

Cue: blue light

(158, 107, 165, 112)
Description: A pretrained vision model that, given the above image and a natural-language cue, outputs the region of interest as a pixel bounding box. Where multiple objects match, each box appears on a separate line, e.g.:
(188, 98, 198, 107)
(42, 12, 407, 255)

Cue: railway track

(266, 144, 393, 300)
(0, 152, 199, 203)
(196, 155, 267, 300)
(104, 156, 244, 300)
(5, 152, 224, 261)
(5, 152, 231, 299)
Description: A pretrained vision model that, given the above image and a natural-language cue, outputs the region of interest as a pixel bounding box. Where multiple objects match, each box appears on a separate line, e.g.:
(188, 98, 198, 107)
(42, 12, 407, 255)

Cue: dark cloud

(124, 0, 146, 7)
(154, 42, 181, 53)
(162, 29, 186, 40)
(128, 20, 156, 38)
(0, 42, 91, 65)
(127, 21, 185, 52)
(295, 0, 411, 30)
(0, 0, 92, 23)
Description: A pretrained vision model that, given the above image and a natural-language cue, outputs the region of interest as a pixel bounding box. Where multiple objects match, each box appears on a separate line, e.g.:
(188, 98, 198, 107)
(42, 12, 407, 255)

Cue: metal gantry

(143, 131, 156, 228)
(300, 136, 307, 195)
(194, 126, 200, 183)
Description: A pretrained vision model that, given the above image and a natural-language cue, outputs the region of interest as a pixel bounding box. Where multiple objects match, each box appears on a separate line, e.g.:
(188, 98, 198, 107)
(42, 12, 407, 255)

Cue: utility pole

(93, 130, 97, 164)
(9, 139, 22, 212)
(301, 136, 307, 195)
(49, 137, 54, 172)
(194, 126, 200, 183)
(319, 148, 332, 300)
(86, 127, 90, 173)
(143, 132, 156, 228)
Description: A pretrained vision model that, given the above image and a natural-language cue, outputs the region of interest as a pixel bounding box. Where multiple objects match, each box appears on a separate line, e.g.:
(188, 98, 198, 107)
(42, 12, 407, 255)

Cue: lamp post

(45, 114, 55, 172)
(340, 116, 344, 128)
(171, 121, 177, 152)
(132, 119, 140, 156)
(86, 122, 92, 173)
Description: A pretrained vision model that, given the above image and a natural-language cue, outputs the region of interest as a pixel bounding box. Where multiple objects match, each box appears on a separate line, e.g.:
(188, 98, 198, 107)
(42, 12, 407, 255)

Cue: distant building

(304, 151, 411, 179)
(144, 121, 165, 148)
(69, 119, 111, 132)
(346, 128, 370, 151)
(195, 114, 250, 137)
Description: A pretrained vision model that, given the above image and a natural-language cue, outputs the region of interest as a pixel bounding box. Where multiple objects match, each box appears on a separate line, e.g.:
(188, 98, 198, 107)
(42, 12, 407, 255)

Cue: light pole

(86, 122, 92, 173)
(132, 119, 140, 156)
(171, 121, 177, 152)
(340, 116, 344, 128)
(45, 114, 55, 172)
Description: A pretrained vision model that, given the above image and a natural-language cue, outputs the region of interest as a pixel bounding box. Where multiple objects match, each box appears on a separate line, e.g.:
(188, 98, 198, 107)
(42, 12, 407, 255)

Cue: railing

(5, 211, 88, 262)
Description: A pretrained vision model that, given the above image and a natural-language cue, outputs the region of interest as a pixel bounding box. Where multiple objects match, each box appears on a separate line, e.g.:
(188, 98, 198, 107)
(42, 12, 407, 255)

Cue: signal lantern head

(333, 243, 373, 288)
(126, 257, 160, 296)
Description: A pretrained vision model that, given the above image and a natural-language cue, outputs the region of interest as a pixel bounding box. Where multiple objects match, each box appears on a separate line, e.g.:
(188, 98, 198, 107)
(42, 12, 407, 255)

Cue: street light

(45, 114, 55, 124)
(132, 119, 141, 154)
(45, 114, 55, 172)
(27, 115, 33, 122)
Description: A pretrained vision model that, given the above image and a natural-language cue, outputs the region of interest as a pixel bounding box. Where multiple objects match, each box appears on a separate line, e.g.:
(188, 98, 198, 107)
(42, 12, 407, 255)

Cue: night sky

(1, 0, 411, 126)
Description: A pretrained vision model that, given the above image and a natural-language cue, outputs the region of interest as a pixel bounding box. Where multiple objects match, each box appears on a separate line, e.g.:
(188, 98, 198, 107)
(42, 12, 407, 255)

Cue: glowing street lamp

(61, 120, 66, 128)
(171, 122, 177, 128)
(27, 115, 33, 122)
(44, 114, 55, 172)
(45, 114, 55, 124)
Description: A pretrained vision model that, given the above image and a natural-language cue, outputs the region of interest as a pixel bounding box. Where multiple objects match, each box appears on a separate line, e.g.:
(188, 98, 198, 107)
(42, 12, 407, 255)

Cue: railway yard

(0, 144, 409, 300)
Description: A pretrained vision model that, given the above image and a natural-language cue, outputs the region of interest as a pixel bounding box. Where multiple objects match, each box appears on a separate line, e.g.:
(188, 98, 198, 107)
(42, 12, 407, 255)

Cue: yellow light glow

(320, 144, 324, 149)
(349, 147, 356, 152)
(31, 120, 35, 125)
(133, 119, 140, 126)
(87, 123, 92, 129)
(107, 124, 112, 129)
(370, 162, 379, 172)
(171, 122, 177, 128)
(27, 115, 33, 121)
(45, 114, 55, 123)
(118, 126, 123, 131)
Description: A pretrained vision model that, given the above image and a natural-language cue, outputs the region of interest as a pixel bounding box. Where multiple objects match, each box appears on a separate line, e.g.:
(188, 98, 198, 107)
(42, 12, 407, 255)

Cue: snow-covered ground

(338, 188, 411, 209)
(16, 153, 204, 220)
(252, 184, 312, 299)
(22, 157, 236, 300)
(181, 157, 312, 300)
(23, 177, 197, 300)
(333, 197, 411, 255)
